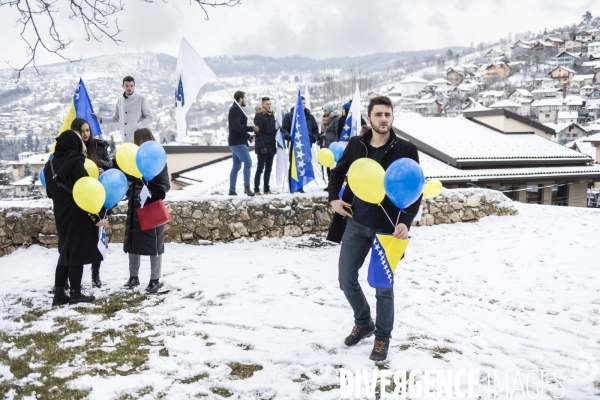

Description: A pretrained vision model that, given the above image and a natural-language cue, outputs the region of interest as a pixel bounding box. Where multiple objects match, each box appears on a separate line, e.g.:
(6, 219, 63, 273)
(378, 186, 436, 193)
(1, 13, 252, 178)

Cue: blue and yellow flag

(290, 89, 315, 193)
(367, 233, 410, 288)
(59, 78, 102, 137)
(339, 84, 361, 147)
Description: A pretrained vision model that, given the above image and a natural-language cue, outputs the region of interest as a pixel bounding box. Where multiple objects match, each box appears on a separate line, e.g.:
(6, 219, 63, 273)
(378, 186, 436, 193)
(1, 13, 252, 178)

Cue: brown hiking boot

(369, 338, 390, 361)
(344, 320, 375, 346)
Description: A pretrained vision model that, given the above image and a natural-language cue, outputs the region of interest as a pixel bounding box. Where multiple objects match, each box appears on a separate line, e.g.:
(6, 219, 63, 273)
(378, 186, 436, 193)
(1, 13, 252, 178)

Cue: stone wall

(0, 189, 518, 256)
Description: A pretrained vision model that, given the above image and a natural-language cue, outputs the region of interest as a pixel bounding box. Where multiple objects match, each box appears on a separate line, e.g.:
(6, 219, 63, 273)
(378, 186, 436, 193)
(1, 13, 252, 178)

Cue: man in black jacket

(228, 91, 259, 196)
(327, 96, 422, 361)
(281, 96, 319, 192)
(253, 97, 277, 195)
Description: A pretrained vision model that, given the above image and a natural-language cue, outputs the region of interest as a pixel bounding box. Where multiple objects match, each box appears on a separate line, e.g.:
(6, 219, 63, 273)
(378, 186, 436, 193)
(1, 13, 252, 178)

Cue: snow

(0, 204, 599, 398)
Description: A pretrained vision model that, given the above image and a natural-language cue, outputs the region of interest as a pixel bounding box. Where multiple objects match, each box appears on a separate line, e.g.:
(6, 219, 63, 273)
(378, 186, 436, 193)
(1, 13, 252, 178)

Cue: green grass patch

(292, 373, 309, 383)
(210, 387, 233, 398)
(227, 362, 263, 380)
(73, 292, 147, 318)
(179, 373, 209, 384)
(159, 348, 169, 357)
(318, 384, 339, 391)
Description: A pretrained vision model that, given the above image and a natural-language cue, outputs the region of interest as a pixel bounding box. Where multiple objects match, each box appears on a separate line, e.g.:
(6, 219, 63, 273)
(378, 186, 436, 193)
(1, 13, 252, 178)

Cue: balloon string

(379, 204, 403, 228)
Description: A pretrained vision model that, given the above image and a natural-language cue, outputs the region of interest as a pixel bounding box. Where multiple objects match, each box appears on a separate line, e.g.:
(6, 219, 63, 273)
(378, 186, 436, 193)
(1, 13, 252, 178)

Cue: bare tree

(1, 0, 241, 79)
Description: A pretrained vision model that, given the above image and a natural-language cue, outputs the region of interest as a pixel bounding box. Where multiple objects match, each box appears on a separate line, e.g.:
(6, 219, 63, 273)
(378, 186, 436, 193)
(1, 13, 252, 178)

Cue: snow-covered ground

(0, 203, 599, 399)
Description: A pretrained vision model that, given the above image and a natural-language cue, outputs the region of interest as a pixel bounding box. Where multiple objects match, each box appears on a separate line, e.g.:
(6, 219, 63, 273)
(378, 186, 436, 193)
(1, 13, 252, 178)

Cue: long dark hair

(71, 118, 101, 167)
(133, 128, 156, 146)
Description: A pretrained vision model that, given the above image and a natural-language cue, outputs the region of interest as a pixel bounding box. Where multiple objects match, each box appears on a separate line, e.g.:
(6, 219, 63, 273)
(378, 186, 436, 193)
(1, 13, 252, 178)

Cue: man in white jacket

(93, 76, 153, 143)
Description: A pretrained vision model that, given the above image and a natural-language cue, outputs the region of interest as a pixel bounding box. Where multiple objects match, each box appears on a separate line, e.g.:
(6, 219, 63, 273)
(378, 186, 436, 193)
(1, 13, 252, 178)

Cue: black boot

(228, 190, 237, 196)
(145, 279, 160, 293)
(123, 276, 140, 288)
(344, 319, 376, 346)
(69, 288, 95, 304)
(369, 338, 390, 361)
(52, 286, 69, 306)
(91, 265, 102, 288)
(244, 186, 255, 197)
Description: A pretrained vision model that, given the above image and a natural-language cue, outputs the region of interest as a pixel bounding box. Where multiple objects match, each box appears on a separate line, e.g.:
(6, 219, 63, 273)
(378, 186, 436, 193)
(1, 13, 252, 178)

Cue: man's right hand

(330, 199, 353, 218)
(253, 126, 259, 133)
(92, 113, 102, 122)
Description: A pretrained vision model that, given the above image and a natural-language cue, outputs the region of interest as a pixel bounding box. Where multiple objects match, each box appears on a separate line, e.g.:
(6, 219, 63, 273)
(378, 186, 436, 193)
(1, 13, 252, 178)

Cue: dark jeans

(338, 218, 394, 340)
(55, 264, 84, 290)
(254, 153, 275, 192)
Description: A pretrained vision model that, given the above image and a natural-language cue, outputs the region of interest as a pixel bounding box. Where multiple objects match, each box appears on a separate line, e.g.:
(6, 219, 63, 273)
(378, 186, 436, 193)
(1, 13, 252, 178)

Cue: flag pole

(213, 74, 255, 126)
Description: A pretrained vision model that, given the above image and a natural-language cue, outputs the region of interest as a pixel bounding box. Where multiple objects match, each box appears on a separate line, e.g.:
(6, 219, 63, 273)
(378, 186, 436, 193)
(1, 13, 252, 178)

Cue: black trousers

(254, 153, 275, 192)
(55, 264, 84, 290)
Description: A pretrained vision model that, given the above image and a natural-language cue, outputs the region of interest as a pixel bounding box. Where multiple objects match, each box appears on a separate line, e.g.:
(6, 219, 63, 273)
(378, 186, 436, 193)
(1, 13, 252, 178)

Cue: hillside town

(1, 12, 600, 207)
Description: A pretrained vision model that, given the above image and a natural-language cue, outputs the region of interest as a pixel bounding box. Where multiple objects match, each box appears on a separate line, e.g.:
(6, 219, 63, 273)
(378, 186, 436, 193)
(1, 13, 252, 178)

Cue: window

(551, 184, 569, 206)
(526, 184, 541, 204)
(500, 185, 516, 201)
(20, 187, 24, 192)
(545, 114, 550, 118)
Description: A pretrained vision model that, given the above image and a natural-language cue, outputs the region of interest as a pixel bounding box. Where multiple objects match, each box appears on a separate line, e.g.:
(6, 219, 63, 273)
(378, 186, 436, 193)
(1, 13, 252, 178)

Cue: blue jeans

(254, 153, 275, 192)
(338, 218, 394, 340)
(229, 145, 252, 192)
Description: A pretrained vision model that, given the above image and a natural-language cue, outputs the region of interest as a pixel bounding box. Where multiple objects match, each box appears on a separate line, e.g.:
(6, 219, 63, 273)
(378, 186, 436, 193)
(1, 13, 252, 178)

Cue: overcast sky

(0, 0, 596, 68)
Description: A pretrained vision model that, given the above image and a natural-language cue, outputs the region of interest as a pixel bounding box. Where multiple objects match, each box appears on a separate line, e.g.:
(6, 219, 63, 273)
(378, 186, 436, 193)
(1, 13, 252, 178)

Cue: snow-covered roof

(546, 37, 564, 43)
(18, 153, 51, 165)
(479, 90, 505, 98)
(427, 78, 452, 86)
(394, 117, 592, 162)
(415, 98, 439, 104)
(399, 75, 428, 84)
(558, 111, 578, 119)
(582, 60, 600, 68)
(489, 100, 521, 108)
(11, 177, 38, 186)
(419, 152, 600, 181)
(581, 85, 595, 90)
(511, 88, 532, 97)
(572, 74, 595, 81)
(543, 122, 584, 133)
(587, 103, 600, 109)
(583, 132, 600, 142)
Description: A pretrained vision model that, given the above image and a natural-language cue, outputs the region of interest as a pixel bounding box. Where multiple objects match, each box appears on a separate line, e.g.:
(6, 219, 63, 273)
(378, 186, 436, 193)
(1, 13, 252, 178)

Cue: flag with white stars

(97, 226, 108, 260)
(367, 233, 410, 288)
(290, 89, 315, 193)
(74, 78, 102, 136)
(338, 84, 361, 148)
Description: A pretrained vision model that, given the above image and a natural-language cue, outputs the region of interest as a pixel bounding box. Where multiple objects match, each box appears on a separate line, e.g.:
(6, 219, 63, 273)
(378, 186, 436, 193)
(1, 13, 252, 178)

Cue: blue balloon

(49, 154, 54, 160)
(40, 167, 46, 188)
(384, 158, 425, 209)
(329, 142, 344, 162)
(136, 141, 167, 181)
(99, 169, 128, 209)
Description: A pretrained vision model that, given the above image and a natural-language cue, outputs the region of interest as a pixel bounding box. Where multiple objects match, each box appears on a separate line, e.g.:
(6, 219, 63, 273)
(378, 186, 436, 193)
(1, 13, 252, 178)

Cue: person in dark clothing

(228, 90, 258, 197)
(44, 130, 106, 306)
(327, 96, 422, 362)
(319, 103, 342, 185)
(281, 96, 319, 192)
(70, 118, 113, 288)
(253, 97, 277, 195)
(121, 128, 171, 293)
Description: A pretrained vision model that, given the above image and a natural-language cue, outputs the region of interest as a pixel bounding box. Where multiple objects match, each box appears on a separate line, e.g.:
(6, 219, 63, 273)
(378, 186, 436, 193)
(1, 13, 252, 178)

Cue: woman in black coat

(70, 118, 113, 288)
(120, 128, 170, 293)
(44, 130, 107, 306)
(253, 100, 277, 194)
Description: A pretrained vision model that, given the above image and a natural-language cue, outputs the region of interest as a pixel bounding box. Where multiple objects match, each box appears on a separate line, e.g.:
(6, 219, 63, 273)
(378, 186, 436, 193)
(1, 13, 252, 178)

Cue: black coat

(324, 110, 342, 147)
(123, 165, 170, 255)
(326, 130, 422, 243)
(228, 102, 253, 146)
(282, 107, 320, 144)
(95, 139, 112, 170)
(253, 107, 277, 155)
(44, 131, 103, 267)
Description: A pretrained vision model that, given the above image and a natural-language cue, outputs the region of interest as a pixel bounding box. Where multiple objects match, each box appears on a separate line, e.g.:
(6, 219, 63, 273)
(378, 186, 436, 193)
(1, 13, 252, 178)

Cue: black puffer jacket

(282, 107, 320, 144)
(324, 110, 342, 147)
(253, 106, 277, 155)
(123, 165, 170, 255)
(95, 139, 112, 170)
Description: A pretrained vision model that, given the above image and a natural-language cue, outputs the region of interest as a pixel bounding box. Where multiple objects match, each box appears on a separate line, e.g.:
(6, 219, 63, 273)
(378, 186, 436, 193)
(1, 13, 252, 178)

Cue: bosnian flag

(339, 84, 361, 148)
(97, 226, 108, 260)
(367, 233, 409, 288)
(290, 89, 315, 193)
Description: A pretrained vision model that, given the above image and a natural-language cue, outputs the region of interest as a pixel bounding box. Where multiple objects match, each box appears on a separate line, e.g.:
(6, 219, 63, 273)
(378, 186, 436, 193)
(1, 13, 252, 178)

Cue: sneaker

(254, 189, 262, 196)
(145, 279, 160, 293)
(244, 187, 255, 197)
(263, 191, 271, 195)
(228, 190, 237, 196)
(69, 288, 95, 304)
(123, 276, 140, 288)
(369, 338, 390, 361)
(344, 320, 375, 346)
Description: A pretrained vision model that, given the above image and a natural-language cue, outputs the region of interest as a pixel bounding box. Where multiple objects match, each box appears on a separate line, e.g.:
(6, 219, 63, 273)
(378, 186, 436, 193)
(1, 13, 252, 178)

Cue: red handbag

(135, 199, 172, 231)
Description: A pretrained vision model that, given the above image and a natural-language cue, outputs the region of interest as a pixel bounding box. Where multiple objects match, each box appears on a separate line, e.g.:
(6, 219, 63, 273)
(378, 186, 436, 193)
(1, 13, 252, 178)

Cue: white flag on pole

(274, 86, 288, 188)
(175, 37, 217, 140)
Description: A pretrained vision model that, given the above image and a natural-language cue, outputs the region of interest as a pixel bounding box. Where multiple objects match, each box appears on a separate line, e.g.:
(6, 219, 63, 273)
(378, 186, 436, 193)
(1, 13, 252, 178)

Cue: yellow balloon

(348, 158, 386, 204)
(51, 142, 56, 154)
(116, 143, 142, 178)
(84, 159, 99, 179)
(73, 177, 106, 214)
(423, 180, 443, 198)
(317, 148, 335, 168)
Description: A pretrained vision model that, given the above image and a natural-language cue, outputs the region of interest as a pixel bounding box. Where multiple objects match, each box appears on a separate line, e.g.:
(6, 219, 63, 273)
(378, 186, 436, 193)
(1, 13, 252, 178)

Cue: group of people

(44, 75, 421, 362)
(47, 76, 169, 307)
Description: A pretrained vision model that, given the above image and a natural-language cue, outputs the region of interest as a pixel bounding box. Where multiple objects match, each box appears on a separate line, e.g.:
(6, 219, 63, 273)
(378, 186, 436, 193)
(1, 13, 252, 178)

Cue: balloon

(317, 148, 334, 167)
(136, 141, 167, 181)
(84, 159, 99, 179)
(328, 142, 344, 162)
(384, 159, 425, 209)
(99, 169, 128, 209)
(347, 158, 386, 204)
(40, 167, 46, 188)
(116, 143, 142, 178)
(49, 154, 54, 161)
(423, 180, 443, 198)
(73, 177, 106, 214)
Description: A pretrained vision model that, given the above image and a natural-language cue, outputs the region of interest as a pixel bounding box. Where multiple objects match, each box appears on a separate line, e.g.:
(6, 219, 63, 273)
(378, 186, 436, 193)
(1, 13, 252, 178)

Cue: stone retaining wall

(0, 189, 518, 256)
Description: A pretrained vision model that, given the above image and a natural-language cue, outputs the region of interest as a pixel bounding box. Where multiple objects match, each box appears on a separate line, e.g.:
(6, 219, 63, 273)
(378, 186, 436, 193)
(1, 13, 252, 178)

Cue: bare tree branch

(1, 0, 241, 80)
